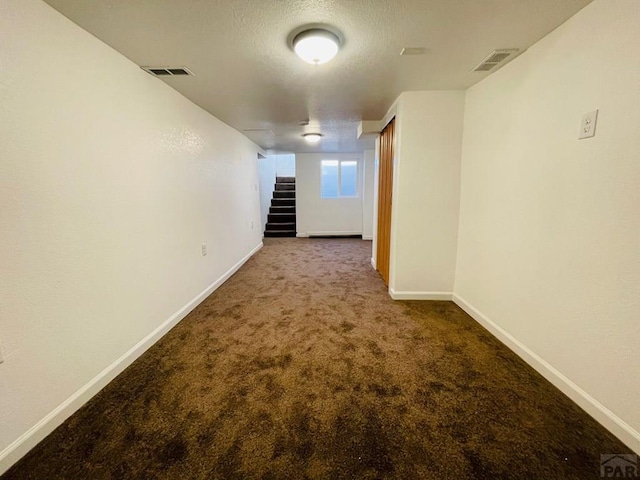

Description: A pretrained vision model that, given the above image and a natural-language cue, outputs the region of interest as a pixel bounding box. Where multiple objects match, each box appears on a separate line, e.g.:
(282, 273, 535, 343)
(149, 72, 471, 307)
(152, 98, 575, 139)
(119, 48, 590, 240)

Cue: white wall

(0, 0, 263, 472)
(295, 153, 363, 236)
(455, 0, 640, 452)
(388, 92, 465, 298)
(275, 154, 296, 177)
(258, 155, 276, 232)
(362, 149, 375, 240)
(371, 139, 381, 267)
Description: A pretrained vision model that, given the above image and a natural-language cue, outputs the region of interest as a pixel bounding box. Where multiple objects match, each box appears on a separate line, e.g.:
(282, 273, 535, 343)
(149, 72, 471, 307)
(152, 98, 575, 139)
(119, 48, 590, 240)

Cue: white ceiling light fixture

(303, 133, 323, 143)
(293, 28, 341, 65)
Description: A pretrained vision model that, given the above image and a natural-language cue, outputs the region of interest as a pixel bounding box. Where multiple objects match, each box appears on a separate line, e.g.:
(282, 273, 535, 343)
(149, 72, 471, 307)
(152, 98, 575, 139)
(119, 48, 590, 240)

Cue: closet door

(376, 119, 395, 285)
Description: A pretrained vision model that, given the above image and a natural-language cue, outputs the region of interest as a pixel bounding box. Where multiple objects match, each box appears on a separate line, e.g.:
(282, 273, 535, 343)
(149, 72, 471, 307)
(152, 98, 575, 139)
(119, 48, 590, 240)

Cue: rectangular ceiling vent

(141, 66, 194, 77)
(472, 49, 519, 72)
(400, 47, 427, 56)
(243, 129, 275, 136)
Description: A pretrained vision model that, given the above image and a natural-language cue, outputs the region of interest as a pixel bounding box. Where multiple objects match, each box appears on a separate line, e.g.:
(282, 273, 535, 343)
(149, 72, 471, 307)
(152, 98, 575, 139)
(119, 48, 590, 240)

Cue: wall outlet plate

(578, 109, 598, 139)
(0, 342, 4, 364)
(201, 243, 207, 256)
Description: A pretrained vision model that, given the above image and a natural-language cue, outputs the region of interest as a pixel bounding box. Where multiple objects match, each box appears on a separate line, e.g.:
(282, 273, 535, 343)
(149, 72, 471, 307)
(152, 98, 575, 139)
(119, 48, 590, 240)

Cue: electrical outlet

(201, 243, 207, 256)
(578, 109, 598, 139)
(251, 221, 254, 229)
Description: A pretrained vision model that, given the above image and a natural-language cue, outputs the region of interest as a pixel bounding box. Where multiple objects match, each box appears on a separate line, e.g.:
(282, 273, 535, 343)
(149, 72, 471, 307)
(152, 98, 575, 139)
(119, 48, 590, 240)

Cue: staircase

(264, 176, 296, 237)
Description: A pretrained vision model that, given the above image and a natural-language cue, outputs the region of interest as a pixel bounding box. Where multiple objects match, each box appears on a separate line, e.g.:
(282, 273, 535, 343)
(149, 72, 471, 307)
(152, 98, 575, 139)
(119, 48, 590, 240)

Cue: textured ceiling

(43, 0, 591, 153)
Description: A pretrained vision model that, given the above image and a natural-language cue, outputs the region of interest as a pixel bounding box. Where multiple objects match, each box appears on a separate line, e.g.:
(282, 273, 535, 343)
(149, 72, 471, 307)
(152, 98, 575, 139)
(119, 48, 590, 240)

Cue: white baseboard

(389, 288, 453, 301)
(362, 235, 373, 241)
(371, 257, 376, 270)
(0, 242, 264, 476)
(452, 293, 640, 454)
(296, 233, 309, 238)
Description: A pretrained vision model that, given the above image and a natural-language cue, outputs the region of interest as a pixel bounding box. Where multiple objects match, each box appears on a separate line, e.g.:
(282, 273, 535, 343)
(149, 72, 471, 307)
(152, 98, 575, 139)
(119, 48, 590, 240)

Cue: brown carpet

(3, 238, 631, 479)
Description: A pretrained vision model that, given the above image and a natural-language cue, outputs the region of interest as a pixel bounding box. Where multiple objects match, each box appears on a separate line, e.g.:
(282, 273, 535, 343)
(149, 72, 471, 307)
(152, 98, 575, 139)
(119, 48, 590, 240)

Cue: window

(321, 160, 358, 198)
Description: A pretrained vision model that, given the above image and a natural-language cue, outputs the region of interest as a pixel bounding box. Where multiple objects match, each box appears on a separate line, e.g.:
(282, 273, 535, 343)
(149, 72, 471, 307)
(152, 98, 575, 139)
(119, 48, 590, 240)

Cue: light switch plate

(201, 243, 207, 256)
(578, 109, 598, 139)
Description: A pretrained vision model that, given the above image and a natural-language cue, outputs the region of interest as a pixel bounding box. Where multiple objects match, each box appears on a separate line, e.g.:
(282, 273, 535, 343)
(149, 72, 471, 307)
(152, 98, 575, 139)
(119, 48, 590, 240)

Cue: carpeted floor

(3, 238, 631, 479)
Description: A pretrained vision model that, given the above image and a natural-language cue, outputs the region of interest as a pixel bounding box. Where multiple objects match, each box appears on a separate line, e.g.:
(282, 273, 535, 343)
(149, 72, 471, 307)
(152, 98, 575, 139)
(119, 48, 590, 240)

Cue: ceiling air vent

(141, 66, 194, 76)
(472, 49, 519, 72)
(243, 129, 275, 137)
(400, 47, 427, 56)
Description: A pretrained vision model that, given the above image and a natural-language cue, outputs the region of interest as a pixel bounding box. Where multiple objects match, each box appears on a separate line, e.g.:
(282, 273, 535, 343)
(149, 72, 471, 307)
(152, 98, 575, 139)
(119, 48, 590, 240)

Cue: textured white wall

(455, 0, 640, 451)
(362, 150, 376, 240)
(371, 139, 381, 267)
(258, 156, 276, 233)
(295, 153, 363, 236)
(275, 154, 296, 177)
(389, 92, 465, 297)
(0, 0, 262, 469)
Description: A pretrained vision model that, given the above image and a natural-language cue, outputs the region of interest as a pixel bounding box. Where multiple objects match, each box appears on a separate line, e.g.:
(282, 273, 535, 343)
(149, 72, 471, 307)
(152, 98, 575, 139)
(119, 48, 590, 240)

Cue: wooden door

(376, 119, 395, 285)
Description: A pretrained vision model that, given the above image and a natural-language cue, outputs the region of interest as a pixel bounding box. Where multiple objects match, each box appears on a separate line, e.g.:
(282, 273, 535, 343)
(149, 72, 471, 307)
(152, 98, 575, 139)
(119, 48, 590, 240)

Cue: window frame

(320, 159, 359, 199)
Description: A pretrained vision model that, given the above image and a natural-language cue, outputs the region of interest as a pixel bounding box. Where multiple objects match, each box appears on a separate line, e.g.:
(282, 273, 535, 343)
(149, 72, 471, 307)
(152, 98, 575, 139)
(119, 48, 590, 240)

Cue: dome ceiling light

(292, 28, 341, 65)
(303, 133, 323, 143)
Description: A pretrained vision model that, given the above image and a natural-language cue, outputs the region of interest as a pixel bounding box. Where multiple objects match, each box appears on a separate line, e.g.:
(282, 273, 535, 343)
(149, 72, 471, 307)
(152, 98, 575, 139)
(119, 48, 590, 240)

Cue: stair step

(268, 213, 296, 223)
(265, 222, 296, 231)
(264, 230, 296, 237)
(276, 176, 295, 184)
(275, 183, 295, 191)
(273, 190, 295, 199)
(272, 198, 295, 207)
(269, 206, 296, 214)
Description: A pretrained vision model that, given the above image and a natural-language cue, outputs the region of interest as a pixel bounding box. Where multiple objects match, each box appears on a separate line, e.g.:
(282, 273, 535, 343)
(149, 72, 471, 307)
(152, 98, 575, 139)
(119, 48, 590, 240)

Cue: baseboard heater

(308, 234, 363, 239)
